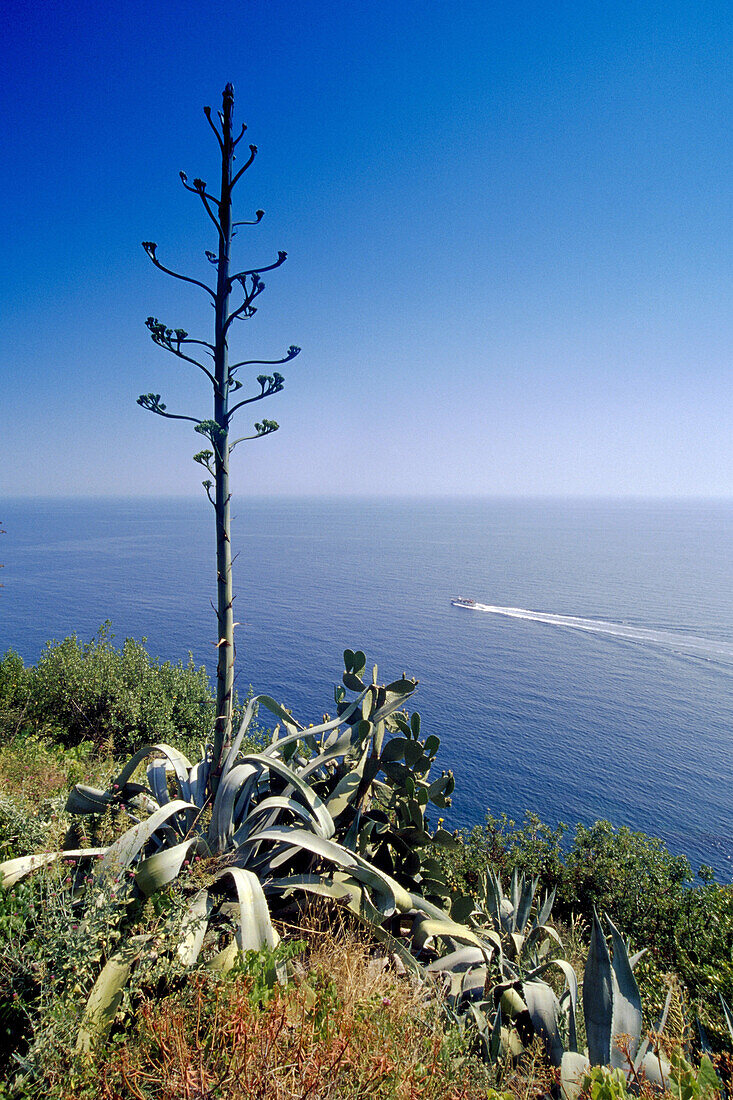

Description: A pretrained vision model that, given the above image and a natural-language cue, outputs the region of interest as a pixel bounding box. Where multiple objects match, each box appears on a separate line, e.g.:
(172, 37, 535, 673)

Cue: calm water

(1, 497, 732, 877)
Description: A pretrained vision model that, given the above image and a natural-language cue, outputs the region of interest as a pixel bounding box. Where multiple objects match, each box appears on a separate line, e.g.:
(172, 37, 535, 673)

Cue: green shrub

(1, 626, 216, 757)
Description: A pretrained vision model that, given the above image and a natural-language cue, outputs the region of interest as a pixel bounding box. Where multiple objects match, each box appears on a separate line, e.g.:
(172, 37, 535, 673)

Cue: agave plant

(427, 868, 562, 1025)
(0, 650, 489, 1049)
(429, 906, 664, 1082)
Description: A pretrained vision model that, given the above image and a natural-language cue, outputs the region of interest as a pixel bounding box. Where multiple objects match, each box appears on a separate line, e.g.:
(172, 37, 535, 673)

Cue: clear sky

(1, 0, 731, 498)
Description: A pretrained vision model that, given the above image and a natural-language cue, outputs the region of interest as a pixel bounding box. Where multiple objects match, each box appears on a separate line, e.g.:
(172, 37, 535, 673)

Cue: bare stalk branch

(231, 144, 257, 188)
(229, 346, 301, 372)
(229, 251, 288, 286)
(142, 242, 216, 300)
(137, 393, 201, 424)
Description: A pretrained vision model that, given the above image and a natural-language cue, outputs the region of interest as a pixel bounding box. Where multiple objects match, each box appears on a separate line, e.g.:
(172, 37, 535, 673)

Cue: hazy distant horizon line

(4, 492, 732, 505)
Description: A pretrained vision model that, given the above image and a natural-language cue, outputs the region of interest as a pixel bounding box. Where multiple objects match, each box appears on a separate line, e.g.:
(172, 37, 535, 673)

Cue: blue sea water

(1, 497, 732, 878)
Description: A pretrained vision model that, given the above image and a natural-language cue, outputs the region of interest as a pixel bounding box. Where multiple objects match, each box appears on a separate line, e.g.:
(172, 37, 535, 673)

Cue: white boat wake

(457, 602, 733, 663)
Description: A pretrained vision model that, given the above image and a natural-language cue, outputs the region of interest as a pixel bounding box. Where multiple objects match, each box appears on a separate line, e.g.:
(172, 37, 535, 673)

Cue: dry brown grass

(47, 914, 494, 1100)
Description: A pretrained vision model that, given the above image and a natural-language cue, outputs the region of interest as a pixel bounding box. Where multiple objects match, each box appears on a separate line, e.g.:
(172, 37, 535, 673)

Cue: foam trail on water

(461, 603, 733, 663)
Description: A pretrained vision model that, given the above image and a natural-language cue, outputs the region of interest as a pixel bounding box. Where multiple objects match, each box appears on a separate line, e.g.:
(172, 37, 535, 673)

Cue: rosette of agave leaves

(0, 650, 500, 1050)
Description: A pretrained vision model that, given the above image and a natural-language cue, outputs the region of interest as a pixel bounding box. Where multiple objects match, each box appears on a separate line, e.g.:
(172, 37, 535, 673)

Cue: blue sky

(1, 0, 731, 497)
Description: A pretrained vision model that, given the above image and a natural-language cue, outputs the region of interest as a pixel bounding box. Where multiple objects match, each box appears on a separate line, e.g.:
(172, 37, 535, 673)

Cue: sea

(1, 497, 731, 879)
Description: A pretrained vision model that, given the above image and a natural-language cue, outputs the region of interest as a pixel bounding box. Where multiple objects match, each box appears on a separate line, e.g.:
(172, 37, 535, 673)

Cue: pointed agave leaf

(639, 1050, 670, 1088)
(426, 946, 490, 974)
(0, 848, 107, 888)
(189, 757, 211, 808)
(97, 799, 197, 881)
(411, 915, 498, 954)
(112, 744, 193, 803)
(720, 995, 733, 1043)
(215, 867, 277, 952)
(515, 875, 537, 932)
(134, 837, 208, 896)
(326, 744, 369, 820)
(224, 693, 304, 776)
(527, 958, 579, 1053)
(65, 785, 112, 814)
(178, 889, 214, 966)
(537, 887, 556, 927)
(509, 868, 520, 929)
(635, 987, 674, 1070)
(606, 914, 643, 1066)
(484, 869, 502, 925)
(232, 795, 325, 847)
(584, 911, 613, 1065)
(76, 942, 142, 1051)
(489, 1003, 503, 1063)
(147, 759, 170, 806)
(560, 1051, 591, 1100)
(523, 980, 564, 1066)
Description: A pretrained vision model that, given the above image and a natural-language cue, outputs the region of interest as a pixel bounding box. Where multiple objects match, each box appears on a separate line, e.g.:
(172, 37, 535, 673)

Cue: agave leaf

(408, 892, 451, 921)
(489, 1003, 503, 1062)
(246, 826, 412, 914)
(509, 868, 520, 928)
(206, 936, 239, 972)
(134, 837, 208, 896)
(97, 799, 197, 882)
(229, 688, 372, 777)
(178, 889, 214, 966)
(232, 795, 325, 847)
(411, 915, 497, 954)
(516, 875, 537, 932)
(76, 942, 142, 1052)
(426, 946, 490, 973)
(606, 914, 643, 1066)
(720, 995, 733, 1043)
(188, 756, 211, 809)
(65, 785, 112, 815)
(508, 931, 525, 959)
(525, 923, 563, 954)
(209, 762, 259, 850)
(298, 727, 365, 781)
(628, 949, 646, 970)
(215, 866, 277, 952)
(537, 887, 556, 927)
(224, 694, 302, 775)
(113, 744, 193, 803)
(635, 987, 674, 1070)
(326, 744, 369, 820)
(237, 754, 335, 839)
(484, 869, 502, 925)
(584, 911, 613, 1065)
(147, 758, 170, 806)
(0, 847, 107, 888)
(458, 967, 489, 1004)
(527, 958, 578, 1052)
(640, 1049, 670, 1088)
(560, 1051, 590, 1100)
(523, 979, 565, 1066)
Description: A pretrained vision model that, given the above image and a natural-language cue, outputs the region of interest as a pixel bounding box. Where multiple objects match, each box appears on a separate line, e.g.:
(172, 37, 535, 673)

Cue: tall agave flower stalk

(138, 84, 300, 790)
